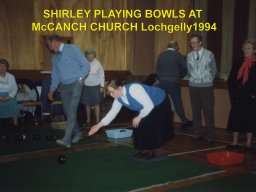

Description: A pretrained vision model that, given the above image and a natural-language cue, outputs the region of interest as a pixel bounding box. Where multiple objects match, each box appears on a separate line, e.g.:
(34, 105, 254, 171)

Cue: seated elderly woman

(0, 58, 20, 127)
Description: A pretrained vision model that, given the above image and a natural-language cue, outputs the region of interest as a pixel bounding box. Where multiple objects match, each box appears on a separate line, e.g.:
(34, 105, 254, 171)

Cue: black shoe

(181, 121, 193, 129)
(12, 124, 20, 129)
(192, 136, 204, 140)
(207, 139, 215, 143)
(244, 146, 256, 152)
(226, 144, 240, 149)
(134, 151, 145, 159)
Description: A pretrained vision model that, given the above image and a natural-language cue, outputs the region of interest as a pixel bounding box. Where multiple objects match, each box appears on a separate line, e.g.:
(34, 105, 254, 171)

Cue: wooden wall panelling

(154, 0, 193, 62)
(9, 70, 131, 84)
(176, 86, 230, 129)
(0, 0, 36, 69)
(0, 1, 13, 64)
(131, 0, 155, 76)
(34, 0, 133, 72)
(2, 0, 193, 75)
(207, 0, 223, 71)
(86, 0, 133, 71)
(232, 0, 249, 62)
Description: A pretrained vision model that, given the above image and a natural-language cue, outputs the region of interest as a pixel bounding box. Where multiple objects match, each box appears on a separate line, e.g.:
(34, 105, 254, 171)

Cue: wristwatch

(79, 77, 85, 83)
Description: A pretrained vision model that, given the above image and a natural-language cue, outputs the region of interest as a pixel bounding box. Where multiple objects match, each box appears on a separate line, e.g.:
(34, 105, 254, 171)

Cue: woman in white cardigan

(0, 58, 20, 127)
(81, 48, 105, 124)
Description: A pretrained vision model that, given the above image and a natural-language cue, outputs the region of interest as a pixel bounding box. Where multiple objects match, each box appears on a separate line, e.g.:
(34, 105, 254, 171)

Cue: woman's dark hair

(0, 58, 9, 70)
(107, 80, 124, 89)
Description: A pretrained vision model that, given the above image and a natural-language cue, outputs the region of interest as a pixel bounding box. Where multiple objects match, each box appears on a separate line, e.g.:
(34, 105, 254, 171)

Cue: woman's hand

(132, 116, 141, 128)
(48, 91, 54, 101)
(88, 124, 102, 136)
(0, 96, 10, 102)
(0, 97, 4, 102)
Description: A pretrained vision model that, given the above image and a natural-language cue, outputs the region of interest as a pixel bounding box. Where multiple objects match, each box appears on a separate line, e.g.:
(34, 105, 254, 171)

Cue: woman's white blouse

(0, 72, 18, 98)
(84, 58, 105, 87)
(100, 84, 154, 126)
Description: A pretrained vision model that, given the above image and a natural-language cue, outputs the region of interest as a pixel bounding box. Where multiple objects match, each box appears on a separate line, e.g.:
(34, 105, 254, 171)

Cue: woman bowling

(88, 80, 174, 160)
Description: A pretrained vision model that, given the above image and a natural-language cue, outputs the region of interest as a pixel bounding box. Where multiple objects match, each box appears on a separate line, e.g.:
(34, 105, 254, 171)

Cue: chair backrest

(41, 79, 63, 115)
(143, 74, 158, 86)
(16, 78, 39, 100)
(41, 79, 51, 113)
(16, 78, 41, 116)
(41, 79, 61, 100)
(34, 79, 43, 98)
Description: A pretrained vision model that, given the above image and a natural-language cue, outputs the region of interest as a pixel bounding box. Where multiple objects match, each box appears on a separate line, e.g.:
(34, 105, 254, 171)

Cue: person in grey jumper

(187, 34, 217, 142)
(156, 40, 192, 128)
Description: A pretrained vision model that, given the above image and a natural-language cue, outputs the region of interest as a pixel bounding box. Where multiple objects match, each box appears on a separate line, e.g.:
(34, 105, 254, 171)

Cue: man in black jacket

(156, 40, 192, 129)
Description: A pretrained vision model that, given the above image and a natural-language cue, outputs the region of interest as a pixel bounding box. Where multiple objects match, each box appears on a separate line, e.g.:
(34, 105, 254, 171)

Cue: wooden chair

(16, 79, 44, 122)
(41, 79, 64, 121)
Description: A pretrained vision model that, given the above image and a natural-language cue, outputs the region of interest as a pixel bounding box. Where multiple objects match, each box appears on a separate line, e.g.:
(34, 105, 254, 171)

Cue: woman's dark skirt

(133, 96, 174, 150)
(227, 100, 256, 134)
(80, 85, 103, 105)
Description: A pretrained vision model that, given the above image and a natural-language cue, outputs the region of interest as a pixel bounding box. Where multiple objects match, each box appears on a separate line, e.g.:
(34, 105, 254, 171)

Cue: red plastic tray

(207, 151, 245, 166)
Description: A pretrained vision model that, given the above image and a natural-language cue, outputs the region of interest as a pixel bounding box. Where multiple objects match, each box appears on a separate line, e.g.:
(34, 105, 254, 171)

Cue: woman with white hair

(0, 58, 20, 127)
(81, 48, 105, 125)
(227, 39, 256, 150)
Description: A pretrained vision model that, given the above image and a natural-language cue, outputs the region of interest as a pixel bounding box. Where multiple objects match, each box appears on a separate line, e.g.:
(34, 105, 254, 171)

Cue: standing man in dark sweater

(156, 40, 192, 128)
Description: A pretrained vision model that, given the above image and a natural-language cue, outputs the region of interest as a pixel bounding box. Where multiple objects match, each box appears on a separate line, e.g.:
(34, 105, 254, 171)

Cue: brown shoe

(143, 151, 156, 160)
